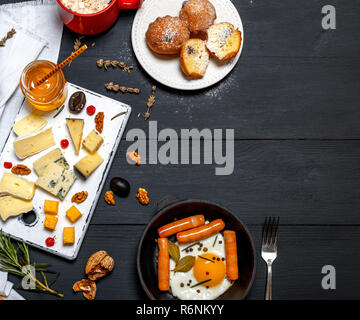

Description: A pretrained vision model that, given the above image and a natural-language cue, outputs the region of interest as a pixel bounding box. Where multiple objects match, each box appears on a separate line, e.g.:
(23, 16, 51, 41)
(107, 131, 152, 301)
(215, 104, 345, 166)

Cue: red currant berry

(61, 139, 69, 148)
(4, 162, 12, 169)
(45, 237, 55, 247)
(87, 105, 96, 115)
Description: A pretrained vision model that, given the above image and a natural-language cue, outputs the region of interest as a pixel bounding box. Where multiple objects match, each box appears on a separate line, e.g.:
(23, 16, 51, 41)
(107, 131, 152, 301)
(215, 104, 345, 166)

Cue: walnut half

(127, 151, 141, 166)
(85, 250, 115, 280)
(104, 190, 115, 205)
(72, 191, 88, 204)
(136, 188, 149, 205)
(11, 164, 31, 175)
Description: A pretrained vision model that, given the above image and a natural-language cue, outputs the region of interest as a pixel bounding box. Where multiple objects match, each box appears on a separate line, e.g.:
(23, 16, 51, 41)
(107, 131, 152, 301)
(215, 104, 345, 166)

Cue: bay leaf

(168, 241, 180, 263)
(173, 255, 195, 272)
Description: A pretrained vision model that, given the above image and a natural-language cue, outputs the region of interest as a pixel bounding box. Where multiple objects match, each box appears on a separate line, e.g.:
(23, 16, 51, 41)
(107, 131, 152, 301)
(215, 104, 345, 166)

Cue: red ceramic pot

(56, 0, 142, 35)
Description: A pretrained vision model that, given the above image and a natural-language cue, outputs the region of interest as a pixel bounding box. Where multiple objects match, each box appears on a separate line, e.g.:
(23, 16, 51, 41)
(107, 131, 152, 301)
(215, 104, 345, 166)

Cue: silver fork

(261, 217, 279, 300)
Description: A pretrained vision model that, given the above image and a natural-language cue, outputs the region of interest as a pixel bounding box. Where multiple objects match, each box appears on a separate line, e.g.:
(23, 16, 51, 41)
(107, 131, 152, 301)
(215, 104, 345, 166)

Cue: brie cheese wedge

(0, 196, 33, 221)
(13, 111, 47, 136)
(0, 172, 36, 200)
(13, 128, 55, 159)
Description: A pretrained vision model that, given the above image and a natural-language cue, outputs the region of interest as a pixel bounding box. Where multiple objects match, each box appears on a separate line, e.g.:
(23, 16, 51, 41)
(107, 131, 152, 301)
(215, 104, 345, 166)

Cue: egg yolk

(193, 253, 226, 287)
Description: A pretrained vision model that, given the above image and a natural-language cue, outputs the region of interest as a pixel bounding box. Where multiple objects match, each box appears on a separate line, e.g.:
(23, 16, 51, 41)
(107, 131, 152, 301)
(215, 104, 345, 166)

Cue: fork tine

(262, 217, 269, 246)
(267, 217, 274, 246)
(263, 217, 272, 246)
(270, 217, 276, 246)
(262, 217, 280, 247)
(272, 217, 280, 247)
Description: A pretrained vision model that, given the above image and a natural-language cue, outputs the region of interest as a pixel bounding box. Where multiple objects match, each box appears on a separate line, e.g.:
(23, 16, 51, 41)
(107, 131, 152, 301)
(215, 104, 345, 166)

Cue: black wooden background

(3, 0, 360, 300)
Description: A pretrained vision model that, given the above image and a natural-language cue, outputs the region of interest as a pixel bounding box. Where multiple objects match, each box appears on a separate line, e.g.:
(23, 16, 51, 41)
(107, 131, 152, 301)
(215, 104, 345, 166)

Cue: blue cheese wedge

(0, 196, 33, 221)
(74, 152, 104, 179)
(36, 162, 76, 200)
(33, 148, 69, 176)
(13, 128, 55, 159)
(0, 172, 36, 200)
(82, 130, 104, 153)
(13, 111, 47, 136)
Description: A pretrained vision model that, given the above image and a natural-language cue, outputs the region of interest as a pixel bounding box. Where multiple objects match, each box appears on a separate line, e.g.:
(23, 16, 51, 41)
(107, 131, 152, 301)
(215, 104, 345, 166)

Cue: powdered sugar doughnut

(146, 16, 190, 55)
(179, 0, 216, 34)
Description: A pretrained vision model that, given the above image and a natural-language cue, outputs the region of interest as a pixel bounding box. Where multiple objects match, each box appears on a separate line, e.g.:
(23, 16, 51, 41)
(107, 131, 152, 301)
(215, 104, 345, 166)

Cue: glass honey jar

(20, 60, 68, 111)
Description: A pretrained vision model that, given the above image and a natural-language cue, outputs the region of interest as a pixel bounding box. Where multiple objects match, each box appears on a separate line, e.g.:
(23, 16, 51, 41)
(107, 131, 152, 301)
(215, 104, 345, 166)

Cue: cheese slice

(33, 148, 69, 176)
(13, 128, 55, 159)
(0, 196, 33, 221)
(13, 111, 47, 136)
(0, 172, 36, 200)
(82, 130, 104, 153)
(36, 162, 76, 200)
(66, 118, 84, 155)
(74, 152, 104, 179)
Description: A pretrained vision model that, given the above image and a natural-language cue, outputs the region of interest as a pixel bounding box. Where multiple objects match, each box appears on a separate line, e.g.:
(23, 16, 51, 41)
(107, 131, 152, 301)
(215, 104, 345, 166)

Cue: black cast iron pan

(137, 197, 256, 300)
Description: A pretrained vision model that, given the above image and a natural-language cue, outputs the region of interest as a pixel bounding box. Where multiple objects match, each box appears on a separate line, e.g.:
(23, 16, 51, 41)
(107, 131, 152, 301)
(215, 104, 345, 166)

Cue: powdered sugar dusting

(164, 28, 178, 43)
(220, 27, 234, 46)
(204, 73, 236, 99)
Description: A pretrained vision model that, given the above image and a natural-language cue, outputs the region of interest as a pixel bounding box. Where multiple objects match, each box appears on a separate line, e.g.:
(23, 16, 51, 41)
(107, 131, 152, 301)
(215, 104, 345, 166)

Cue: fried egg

(169, 232, 233, 300)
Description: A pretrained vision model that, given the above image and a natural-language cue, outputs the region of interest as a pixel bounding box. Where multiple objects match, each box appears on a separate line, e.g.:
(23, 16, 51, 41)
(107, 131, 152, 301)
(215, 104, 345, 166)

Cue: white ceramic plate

(0, 83, 131, 260)
(131, 0, 244, 90)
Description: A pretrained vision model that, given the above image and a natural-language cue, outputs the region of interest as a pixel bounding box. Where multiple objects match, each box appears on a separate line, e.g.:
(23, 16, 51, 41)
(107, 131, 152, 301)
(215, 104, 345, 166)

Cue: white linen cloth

(0, 11, 47, 112)
(0, 0, 63, 149)
(0, 271, 24, 300)
(3, 287, 25, 300)
(0, 270, 7, 294)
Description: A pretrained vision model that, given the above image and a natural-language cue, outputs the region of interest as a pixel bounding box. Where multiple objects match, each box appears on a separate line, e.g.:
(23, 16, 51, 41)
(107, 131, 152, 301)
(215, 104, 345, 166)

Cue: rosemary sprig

(53, 105, 64, 118)
(111, 111, 127, 120)
(212, 234, 218, 247)
(0, 231, 64, 298)
(190, 279, 211, 288)
(198, 255, 215, 263)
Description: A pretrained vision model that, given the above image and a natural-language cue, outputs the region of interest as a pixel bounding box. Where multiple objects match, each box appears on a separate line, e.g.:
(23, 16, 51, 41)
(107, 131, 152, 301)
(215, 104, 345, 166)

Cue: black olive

(110, 177, 130, 197)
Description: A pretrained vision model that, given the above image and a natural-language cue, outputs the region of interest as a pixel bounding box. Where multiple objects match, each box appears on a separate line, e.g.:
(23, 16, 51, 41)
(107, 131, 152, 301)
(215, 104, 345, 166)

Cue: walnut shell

(73, 279, 97, 300)
(85, 250, 114, 280)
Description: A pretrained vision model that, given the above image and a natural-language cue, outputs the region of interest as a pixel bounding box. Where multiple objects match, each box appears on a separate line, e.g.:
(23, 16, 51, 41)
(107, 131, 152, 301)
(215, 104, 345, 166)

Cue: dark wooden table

(4, 0, 360, 300)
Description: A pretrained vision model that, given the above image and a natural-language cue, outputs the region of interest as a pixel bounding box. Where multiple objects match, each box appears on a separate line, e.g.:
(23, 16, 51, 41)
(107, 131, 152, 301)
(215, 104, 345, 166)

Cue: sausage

(158, 215, 205, 238)
(224, 230, 239, 280)
(157, 238, 170, 291)
(176, 219, 225, 244)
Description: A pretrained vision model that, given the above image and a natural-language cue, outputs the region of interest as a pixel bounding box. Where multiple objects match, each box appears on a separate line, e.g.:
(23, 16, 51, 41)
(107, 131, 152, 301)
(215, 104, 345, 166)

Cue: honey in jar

(20, 60, 68, 111)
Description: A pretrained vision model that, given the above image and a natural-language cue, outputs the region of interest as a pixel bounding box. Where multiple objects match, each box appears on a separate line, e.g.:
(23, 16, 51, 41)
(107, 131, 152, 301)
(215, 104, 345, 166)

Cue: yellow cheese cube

(83, 130, 104, 153)
(44, 200, 59, 215)
(44, 214, 58, 231)
(66, 205, 82, 223)
(63, 227, 75, 245)
(74, 152, 104, 179)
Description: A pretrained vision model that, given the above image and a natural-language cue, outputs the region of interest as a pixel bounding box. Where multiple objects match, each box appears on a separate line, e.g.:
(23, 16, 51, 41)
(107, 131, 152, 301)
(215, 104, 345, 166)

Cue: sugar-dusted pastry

(179, 0, 216, 34)
(206, 22, 242, 60)
(180, 39, 209, 78)
(146, 16, 190, 55)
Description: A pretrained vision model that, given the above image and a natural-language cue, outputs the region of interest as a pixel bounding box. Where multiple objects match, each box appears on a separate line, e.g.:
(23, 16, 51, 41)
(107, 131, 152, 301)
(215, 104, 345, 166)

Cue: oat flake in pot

(60, 0, 112, 14)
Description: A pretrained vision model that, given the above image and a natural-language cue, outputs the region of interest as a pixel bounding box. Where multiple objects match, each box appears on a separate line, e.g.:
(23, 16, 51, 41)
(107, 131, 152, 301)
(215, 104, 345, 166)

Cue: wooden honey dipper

(34, 44, 88, 87)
